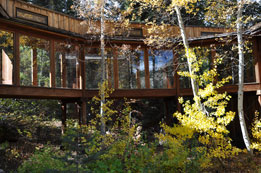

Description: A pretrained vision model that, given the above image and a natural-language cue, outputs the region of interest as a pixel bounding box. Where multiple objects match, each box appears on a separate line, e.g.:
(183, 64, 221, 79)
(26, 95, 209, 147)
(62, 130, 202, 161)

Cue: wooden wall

(0, 0, 230, 38)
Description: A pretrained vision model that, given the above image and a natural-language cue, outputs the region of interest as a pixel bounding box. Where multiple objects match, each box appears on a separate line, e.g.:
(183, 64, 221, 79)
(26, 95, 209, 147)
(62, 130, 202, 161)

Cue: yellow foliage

(251, 111, 261, 151)
(158, 47, 241, 166)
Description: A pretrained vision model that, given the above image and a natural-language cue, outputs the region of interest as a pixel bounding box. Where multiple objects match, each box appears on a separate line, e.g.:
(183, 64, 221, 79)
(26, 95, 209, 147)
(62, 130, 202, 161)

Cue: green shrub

(17, 147, 65, 173)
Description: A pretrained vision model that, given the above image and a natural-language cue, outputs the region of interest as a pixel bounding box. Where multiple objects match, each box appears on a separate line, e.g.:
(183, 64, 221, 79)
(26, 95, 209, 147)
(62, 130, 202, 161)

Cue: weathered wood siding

(0, 0, 230, 38)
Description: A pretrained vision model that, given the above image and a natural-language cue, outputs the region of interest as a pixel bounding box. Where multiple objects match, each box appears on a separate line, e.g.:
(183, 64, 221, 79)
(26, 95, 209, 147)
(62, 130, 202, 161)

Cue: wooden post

(81, 99, 87, 125)
(144, 47, 150, 88)
(136, 57, 141, 89)
(107, 58, 112, 88)
(61, 101, 67, 135)
(75, 101, 81, 125)
(14, 32, 20, 86)
(173, 50, 181, 112)
(61, 52, 67, 88)
(80, 45, 86, 90)
(163, 98, 172, 126)
(50, 40, 56, 88)
(252, 37, 261, 105)
(113, 48, 119, 89)
(31, 48, 38, 86)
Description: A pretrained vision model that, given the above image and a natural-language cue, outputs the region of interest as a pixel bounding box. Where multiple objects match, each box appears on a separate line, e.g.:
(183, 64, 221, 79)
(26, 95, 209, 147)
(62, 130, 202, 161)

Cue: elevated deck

(0, 0, 260, 126)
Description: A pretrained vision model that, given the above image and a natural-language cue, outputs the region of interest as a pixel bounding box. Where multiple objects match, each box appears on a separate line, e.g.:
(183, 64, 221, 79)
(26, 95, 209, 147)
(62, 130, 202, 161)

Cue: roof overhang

(0, 4, 9, 19)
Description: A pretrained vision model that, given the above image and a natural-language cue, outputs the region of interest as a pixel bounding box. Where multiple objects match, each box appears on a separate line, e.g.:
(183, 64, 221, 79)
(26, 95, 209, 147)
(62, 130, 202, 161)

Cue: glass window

(55, 42, 79, 89)
(118, 48, 145, 89)
(20, 35, 50, 87)
(85, 48, 102, 89)
(149, 50, 174, 88)
(217, 45, 238, 84)
(244, 43, 255, 83)
(217, 44, 255, 84)
(85, 48, 114, 89)
(0, 30, 14, 85)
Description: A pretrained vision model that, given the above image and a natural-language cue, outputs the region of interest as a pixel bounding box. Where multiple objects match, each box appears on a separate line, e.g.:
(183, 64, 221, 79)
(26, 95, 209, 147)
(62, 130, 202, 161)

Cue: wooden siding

(0, 0, 230, 38)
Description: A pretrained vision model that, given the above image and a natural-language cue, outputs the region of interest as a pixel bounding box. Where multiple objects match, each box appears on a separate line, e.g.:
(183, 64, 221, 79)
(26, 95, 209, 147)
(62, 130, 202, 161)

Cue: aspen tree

(74, 0, 123, 134)
(205, 0, 254, 155)
(236, 0, 253, 155)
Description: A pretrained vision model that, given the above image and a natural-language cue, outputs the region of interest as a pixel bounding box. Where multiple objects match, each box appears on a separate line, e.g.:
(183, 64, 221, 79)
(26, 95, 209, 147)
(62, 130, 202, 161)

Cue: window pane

(149, 50, 173, 88)
(217, 45, 238, 84)
(19, 35, 50, 87)
(85, 48, 101, 89)
(244, 43, 255, 83)
(55, 42, 79, 89)
(0, 30, 14, 85)
(118, 48, 145, 89)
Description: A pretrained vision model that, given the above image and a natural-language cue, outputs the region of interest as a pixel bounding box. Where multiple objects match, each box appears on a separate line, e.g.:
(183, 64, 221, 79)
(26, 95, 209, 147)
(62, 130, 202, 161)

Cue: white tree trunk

(100, 0, 106, 135)
(175, 6, 204, 112)
(236, 0, 253, 155)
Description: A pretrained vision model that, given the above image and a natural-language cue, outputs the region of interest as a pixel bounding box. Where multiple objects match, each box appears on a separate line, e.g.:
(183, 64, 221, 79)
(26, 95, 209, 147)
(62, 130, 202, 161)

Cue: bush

(17, 147, 65, 173)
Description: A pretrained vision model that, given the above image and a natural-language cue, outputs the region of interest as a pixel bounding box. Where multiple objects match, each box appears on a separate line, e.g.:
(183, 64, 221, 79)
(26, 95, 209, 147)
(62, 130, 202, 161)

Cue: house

(0, 0, 260, 131)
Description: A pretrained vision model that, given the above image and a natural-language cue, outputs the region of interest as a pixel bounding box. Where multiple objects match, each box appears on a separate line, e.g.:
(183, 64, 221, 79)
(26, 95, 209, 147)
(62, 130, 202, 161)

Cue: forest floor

(0, 115, 260, 172)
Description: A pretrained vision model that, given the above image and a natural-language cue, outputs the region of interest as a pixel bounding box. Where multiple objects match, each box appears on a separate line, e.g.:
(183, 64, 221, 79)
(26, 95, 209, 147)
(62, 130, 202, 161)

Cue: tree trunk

(174, 6, 204, 112)
(100, 0, 106, 135)
(236, 0, 253, 155)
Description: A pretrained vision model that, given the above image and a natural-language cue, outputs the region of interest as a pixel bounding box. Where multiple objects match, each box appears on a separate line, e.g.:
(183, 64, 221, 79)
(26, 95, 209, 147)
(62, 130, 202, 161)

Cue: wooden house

(0, 0, 260, 129)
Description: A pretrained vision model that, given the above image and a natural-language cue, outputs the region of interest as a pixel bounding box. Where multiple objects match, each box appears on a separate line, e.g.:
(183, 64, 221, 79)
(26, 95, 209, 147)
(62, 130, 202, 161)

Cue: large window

(20, 35, 50, 87)
(0, 30, 14, 85)
(85, 48, 101, 89)
(85, 48, 114, 89)
(149, 50, 174, 88)
(55, 42, 79, 89)
(118, 48, 145, 89)
(217, 44, 255, 84)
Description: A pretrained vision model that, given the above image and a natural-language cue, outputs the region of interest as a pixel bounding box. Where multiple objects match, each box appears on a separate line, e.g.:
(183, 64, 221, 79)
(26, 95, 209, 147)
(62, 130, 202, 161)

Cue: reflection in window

(243, 43, 255, 83)
(0, 30, 14, 85)
(105, 48, 114, 88)
(85, 48, 114, 89)
(217, 44, 255, 84)
(178, 48, 211, 89)
(217, 45, 238, 84)
(85, 48, 101, 89)
(118, 48, 145, 89)
(20, 35, 50, 87)
(149, 50, 174, 88)
(55, 42, 79, 89)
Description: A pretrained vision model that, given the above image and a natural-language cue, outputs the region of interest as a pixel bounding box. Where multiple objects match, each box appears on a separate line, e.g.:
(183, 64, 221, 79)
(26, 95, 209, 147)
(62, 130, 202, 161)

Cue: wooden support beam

(75, 101, 81, 125)
(31, 48, 38, 86)
(144, 48, 150, 88)
(50, 40, 56, 88)
(107, 58, 112, 88)
(80, 45, 86, 90)
(163, 98, 172, 126)
(61, 52, 67, 88)
(253, 37, 261, 95)
(113, 48, 119, 89)
(61, 101, 67, 135)
(81, 99, 87, 125)
(14, 32, 20, 86)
